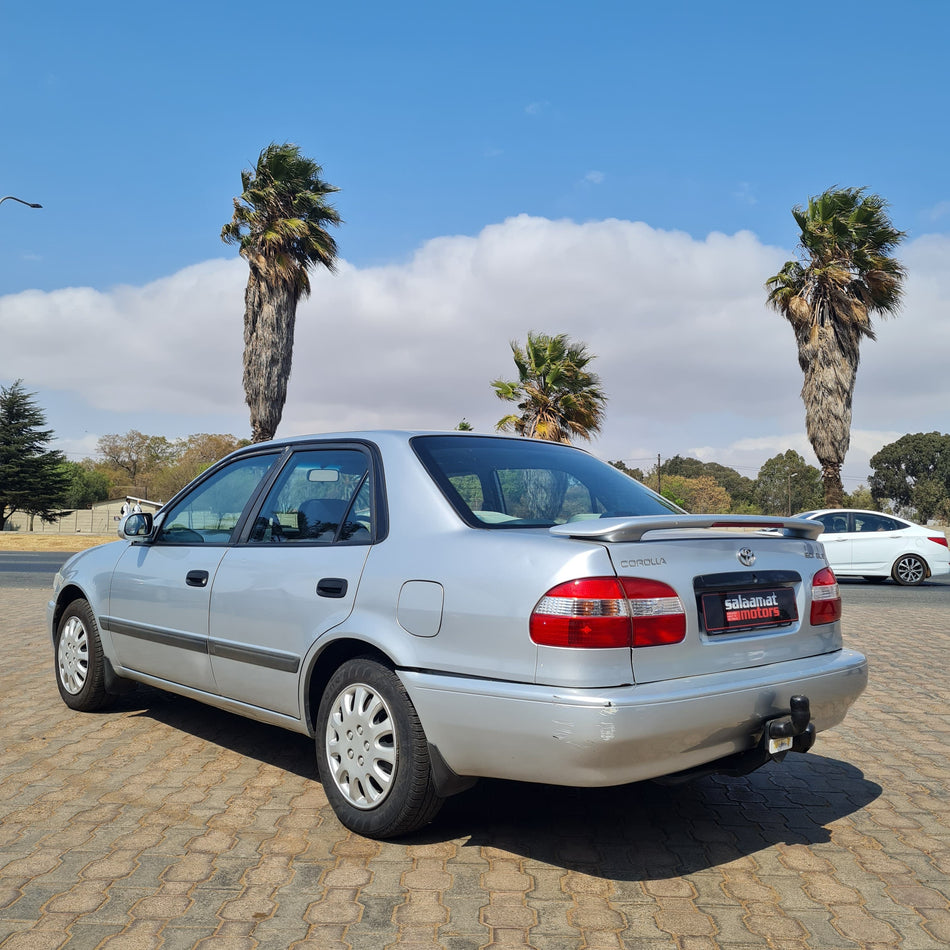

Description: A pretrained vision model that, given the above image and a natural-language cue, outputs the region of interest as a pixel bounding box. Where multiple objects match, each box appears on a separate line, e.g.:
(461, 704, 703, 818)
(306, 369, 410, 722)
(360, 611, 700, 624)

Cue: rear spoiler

(549, 514, 823, 543)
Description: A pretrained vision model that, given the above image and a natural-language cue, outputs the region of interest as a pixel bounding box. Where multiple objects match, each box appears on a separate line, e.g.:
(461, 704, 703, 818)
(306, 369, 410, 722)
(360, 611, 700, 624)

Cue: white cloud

(4, 219, 948, 482)
(584, 171, 605, 185)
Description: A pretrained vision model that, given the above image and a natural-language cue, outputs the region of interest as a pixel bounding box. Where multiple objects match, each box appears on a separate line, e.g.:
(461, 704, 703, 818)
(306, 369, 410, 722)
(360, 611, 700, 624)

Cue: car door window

(249, 448, 372, 544)
(854, 513, 900, 532)
(157, 453, 280, 545)
(816, 513, 850, 534)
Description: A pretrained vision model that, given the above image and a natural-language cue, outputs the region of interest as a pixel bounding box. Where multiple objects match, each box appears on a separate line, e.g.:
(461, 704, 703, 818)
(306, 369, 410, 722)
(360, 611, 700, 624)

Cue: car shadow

(122, 686, 319, 781)
(120, 685, 880, 877)
(428, 753, 881, 878)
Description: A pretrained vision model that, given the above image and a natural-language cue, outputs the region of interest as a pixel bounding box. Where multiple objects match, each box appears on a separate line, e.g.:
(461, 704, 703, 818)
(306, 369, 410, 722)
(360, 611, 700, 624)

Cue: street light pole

(0, 195, 42, 209)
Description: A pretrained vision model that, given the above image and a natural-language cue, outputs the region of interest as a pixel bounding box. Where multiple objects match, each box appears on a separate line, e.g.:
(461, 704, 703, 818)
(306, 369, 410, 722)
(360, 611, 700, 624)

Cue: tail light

(810, 567, 841, 625)
(928, 536, 948, 549)
(530, 577, 686, 648)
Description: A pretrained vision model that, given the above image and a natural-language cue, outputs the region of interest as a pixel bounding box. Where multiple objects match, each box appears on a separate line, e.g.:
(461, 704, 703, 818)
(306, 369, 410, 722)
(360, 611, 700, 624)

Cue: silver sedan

(49, 432, 867, 838)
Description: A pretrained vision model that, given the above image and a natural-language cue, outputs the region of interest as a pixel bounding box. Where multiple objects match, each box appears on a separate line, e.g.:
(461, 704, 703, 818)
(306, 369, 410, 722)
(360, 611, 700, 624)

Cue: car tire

(55, 599, 114, 711)
(891, 554, 927, 586)
(316, 658, 444, 838)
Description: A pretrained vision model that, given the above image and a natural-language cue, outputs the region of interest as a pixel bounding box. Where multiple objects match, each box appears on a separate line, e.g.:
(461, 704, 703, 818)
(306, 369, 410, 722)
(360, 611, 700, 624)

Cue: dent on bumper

(400, 649, 868, 787)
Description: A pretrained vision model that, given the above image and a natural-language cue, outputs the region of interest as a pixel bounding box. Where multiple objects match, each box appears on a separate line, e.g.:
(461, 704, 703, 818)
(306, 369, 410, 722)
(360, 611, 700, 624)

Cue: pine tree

(0, 381, 70, 531)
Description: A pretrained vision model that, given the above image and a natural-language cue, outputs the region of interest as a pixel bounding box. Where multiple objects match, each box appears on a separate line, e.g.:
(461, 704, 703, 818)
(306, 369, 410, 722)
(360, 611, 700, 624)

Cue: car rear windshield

(412, 435, 681, 528)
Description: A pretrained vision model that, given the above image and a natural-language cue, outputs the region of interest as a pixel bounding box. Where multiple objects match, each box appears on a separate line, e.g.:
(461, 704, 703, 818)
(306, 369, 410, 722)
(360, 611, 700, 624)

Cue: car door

(106, 451, 281, 690)
(850, 512, 903, 572)
(207, 445, 376, 718)
(813, 512, 854, 572)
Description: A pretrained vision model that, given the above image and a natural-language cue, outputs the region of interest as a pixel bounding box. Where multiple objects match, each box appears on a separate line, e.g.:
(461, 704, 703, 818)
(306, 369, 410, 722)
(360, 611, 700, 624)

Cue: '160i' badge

(737, 547, 756, 567)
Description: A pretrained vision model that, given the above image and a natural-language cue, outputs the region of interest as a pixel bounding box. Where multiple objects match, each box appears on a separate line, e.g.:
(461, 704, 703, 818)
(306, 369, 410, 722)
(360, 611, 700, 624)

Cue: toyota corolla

(49, 432, 867, 838)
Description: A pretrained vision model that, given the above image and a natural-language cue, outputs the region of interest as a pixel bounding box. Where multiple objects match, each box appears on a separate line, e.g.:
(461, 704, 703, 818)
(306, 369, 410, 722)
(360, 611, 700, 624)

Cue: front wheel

(316, 658, 443, 838)
(891, 554, 927, 586)
(55, 599, 114, 711)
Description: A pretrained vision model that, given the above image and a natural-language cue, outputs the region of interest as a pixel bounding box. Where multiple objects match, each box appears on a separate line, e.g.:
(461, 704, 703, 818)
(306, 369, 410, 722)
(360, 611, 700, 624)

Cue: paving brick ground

(1, 586, 947, 949)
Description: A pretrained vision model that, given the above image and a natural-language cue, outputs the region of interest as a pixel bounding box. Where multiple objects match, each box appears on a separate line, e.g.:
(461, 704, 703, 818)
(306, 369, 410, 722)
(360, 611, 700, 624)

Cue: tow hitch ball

(767, 695, 816, 756)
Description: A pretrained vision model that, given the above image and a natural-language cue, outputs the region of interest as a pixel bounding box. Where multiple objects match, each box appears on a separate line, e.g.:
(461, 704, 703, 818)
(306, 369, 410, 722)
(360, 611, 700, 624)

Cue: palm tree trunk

(795, 318, 861, 509)
(243, 273, 297, 443)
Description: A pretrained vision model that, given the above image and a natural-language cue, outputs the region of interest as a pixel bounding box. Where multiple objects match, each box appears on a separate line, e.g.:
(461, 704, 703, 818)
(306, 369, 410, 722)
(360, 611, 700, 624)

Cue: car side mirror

(118, 511, 154, 540)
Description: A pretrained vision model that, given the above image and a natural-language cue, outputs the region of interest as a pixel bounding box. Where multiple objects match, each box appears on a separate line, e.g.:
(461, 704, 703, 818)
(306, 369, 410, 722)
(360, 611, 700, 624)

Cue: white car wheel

(892, 554, 926, 586)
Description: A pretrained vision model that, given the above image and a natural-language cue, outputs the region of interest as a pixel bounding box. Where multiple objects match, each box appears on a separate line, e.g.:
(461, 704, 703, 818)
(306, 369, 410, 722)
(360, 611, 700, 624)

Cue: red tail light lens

(621, 578, 688, 646)
(530, 577, 686, 648)
(928, 536, 949, 549)
(810, 566, 841, 625)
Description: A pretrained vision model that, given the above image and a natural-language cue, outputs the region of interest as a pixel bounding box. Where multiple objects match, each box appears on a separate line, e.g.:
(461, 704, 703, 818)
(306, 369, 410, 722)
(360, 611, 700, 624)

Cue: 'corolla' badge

(737, 547, 756, 567)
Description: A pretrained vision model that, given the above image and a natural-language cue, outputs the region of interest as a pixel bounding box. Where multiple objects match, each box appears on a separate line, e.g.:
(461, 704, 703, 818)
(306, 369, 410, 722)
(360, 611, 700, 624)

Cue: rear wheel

(891, 554, 927, 586)
(316, 658, 443, 838)
(55, 599, 114, 711)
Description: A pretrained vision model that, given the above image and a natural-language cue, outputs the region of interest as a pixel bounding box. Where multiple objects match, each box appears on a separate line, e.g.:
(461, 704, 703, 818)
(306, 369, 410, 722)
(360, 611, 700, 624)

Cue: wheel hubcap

(325, 683, 397, 809)
(896, 557, 924, 584)
(58, 616, 89, 694)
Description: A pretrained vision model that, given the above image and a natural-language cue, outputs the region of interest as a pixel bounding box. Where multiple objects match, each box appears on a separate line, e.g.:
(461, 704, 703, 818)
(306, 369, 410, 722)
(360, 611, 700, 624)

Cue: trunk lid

(550, 515, 838, 684)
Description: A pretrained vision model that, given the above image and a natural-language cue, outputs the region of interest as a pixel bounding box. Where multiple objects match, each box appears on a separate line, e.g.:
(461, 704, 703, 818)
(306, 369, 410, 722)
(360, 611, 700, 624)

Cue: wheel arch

(51, 584, 92, 640)
(303, 637, 396, 735)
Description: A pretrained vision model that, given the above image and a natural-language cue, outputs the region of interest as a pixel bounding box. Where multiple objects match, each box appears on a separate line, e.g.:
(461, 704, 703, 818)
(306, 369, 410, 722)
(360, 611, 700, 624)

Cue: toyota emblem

(737, 548, 756, 567)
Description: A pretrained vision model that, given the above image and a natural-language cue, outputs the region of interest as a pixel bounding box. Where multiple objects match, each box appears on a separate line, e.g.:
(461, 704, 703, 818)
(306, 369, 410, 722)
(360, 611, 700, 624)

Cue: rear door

(850, 512, 904, 572)
(207, 444, 376, 718)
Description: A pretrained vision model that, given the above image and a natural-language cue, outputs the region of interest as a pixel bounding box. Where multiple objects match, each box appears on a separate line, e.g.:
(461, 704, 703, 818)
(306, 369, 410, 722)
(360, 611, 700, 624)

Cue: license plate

(768, 735, 793, 754)
(701, 587, 797, 634)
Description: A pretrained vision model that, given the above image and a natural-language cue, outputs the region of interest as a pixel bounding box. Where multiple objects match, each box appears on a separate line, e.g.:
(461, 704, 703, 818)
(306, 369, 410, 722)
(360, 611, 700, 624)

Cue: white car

(795, 509, 950, 586)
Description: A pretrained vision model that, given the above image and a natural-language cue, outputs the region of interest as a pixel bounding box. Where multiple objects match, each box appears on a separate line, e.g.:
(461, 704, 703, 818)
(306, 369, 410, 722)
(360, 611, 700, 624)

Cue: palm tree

(766, 187, 905, 507)
(492, 332, 607, 443)
(222, 143, 341, 443)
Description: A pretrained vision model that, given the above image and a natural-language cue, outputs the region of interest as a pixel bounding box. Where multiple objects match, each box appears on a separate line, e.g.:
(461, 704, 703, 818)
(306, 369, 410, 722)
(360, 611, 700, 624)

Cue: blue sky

(2, 1, 948, 490)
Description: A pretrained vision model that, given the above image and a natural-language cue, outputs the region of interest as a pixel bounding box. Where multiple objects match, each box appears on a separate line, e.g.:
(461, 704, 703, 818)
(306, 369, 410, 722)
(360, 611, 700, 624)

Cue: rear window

(412, 435, 680, 528)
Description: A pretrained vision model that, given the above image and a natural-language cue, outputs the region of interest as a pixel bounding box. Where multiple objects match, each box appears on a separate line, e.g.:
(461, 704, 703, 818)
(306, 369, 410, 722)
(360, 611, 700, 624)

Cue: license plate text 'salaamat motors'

(701, 587, 798, 634)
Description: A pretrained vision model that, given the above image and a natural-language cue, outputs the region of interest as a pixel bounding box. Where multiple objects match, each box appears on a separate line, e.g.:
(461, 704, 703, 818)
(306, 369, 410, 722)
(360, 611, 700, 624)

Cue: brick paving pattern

(1, 586, 947, 949)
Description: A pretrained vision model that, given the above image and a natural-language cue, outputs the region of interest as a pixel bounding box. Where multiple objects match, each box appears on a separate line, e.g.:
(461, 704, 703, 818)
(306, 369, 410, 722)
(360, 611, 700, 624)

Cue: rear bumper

(400, 648, 868, 787)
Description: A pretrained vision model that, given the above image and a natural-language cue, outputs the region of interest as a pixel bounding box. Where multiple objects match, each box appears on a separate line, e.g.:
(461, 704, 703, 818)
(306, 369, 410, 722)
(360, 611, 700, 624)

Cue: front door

(106, 451, 281, 691)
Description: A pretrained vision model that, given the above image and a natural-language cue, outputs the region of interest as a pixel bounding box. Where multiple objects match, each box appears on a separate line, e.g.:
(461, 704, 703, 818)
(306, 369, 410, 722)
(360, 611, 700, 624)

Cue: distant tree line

(607, 434, 950, 522)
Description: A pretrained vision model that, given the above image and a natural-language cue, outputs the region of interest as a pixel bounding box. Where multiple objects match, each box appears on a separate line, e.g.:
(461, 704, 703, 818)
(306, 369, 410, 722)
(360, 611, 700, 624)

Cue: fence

(3, 501, 156, 535)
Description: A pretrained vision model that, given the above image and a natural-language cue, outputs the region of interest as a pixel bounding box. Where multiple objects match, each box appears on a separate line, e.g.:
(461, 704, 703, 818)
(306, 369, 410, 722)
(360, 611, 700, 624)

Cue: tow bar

(656, 694, 816, 784)
(766, 695, 816, 756)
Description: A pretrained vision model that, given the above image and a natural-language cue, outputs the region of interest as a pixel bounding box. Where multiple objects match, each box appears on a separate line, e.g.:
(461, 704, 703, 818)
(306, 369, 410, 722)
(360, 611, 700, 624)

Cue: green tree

(150, 433, 245, 502)
(492, 332, 606, 443)
(61, 461, 111, 509)
(844, 484, 877, 511)
(0, 381, 70, 531)
(610, 460, 645, 481)
(766, 187, 906, 508)
(97, 430, 178, 497)
(868, 432, 950, 517)
(910, 479, 946, 524)
(222, 143, 342, 443)
(660, 455, 757, 510)
(755, 450, 823, 516)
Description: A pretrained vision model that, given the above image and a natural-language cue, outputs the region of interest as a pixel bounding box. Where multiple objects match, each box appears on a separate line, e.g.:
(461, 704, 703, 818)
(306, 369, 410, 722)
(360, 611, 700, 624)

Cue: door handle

(186, 570, 210, 588)
(317, 577, 348, 598)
